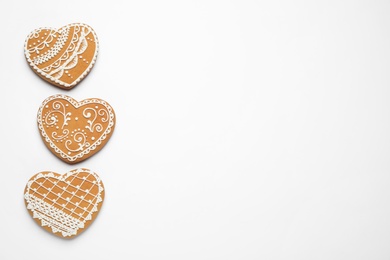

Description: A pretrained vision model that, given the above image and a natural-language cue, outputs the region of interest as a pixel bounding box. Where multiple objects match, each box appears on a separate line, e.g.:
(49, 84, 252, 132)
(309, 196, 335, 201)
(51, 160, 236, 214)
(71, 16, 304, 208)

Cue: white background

(1, 0, 390, 259)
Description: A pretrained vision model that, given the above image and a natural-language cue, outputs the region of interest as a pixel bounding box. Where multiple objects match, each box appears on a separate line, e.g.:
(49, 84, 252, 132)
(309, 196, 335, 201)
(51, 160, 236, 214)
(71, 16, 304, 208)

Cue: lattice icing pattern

(37, 94, 116, 164)
(24, 23, 98, 89)
(24, 169, 104, 238)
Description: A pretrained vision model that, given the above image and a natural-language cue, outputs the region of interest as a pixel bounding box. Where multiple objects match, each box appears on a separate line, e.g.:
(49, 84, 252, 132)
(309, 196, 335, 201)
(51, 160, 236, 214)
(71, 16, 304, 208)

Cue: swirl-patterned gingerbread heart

(24, 23, 98, 89)
(38, 94, 115, 164)
(24, 168, 104, 238)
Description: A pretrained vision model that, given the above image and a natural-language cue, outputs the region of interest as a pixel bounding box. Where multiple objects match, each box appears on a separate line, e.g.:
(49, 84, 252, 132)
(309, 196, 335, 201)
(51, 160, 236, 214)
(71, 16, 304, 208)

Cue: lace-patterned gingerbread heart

(24, 168, 104, 238)
(24, 23, 98, 89)
(38, 94, 115, 164)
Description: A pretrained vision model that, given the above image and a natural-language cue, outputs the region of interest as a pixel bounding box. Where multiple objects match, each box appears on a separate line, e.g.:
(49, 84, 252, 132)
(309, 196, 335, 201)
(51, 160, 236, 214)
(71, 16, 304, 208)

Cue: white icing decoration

(65, 131, 90, 152)
(31, 28, 69, 64)
(37, 94, 115, 162)
(24, 23, 98, 88)
(24, 169, 104, 237)
(84, 108, 103, 133)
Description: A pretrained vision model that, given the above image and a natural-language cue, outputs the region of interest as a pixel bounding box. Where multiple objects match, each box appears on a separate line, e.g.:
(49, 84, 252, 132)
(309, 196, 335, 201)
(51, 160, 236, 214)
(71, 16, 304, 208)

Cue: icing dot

(95, 106, 98, 109)
(66, 104, 69, 107)
(29, 45, 31, 47)
(75, 117, 78, 121)
(79, 56, 83, 58)
(91, 137, 95, 140)
(38, 40, 40, 43)
(68, 152, 71, 155)
(45, 105, 49, 108)
(56, 126, 59, 129)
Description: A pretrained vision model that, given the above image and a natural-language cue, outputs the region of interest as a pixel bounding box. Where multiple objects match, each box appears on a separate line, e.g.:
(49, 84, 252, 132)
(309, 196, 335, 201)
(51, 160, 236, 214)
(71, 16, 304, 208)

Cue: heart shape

(24, 23, 98, 89)
(37, 94, 116, 164)
(24, 168, 104, 238)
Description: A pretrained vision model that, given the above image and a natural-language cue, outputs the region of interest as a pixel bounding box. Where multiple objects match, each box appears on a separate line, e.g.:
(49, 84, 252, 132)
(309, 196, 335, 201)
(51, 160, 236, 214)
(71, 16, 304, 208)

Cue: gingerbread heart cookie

(37, 94, 115, 164)
(24, 23, 98, 89)
(24, 168, 104, 238)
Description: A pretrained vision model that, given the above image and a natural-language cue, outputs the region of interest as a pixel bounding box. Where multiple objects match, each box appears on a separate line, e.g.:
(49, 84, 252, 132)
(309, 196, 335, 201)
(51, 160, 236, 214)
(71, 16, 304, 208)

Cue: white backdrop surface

(1, 0, 390, 259)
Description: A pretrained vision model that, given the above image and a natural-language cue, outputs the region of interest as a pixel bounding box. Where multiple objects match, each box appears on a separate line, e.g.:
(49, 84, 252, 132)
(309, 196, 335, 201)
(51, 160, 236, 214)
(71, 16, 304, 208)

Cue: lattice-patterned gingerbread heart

(37, 94, 116, 164)
(24, 168, 104, 238)
(24, 23, 98, 89)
